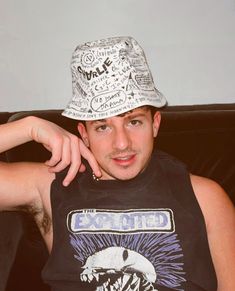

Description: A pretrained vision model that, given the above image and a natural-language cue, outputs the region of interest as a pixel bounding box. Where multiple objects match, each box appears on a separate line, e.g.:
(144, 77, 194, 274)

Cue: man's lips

(112, 154, 136, 166)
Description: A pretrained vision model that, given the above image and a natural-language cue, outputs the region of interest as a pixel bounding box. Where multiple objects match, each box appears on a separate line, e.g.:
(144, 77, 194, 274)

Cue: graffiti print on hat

(63, 36, 167, 121)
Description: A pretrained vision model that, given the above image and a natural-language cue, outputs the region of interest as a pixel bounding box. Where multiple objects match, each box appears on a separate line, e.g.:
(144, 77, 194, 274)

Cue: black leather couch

(0, 103, 235, 291)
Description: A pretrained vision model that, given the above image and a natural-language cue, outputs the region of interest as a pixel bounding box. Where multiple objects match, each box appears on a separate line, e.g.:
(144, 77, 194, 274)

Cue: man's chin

(100, 168, 140, 181)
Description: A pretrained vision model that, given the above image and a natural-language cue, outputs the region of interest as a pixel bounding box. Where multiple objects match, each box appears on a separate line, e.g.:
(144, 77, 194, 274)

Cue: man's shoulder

(190, 174, 235, 228)
(18, 162, 55, 202)
(8, 161, 55, 199)
(190, 174, 226, 199)
(0, 161, 54, 213)
(190, 174, 231, 206)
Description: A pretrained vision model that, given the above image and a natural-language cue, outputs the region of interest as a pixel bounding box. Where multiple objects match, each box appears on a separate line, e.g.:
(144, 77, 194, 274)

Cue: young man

(0, 37, 235, 291)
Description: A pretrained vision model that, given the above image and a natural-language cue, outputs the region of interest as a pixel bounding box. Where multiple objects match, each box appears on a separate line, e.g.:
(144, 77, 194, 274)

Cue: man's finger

(47, 137, 71, 172)
(78, 141, 101, 178)
(45, 141, 63, 167)
(63, 137, 82, 186)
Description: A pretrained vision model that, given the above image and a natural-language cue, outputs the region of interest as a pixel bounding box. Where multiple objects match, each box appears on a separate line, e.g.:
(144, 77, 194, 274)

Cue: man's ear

(152, 111, 161, 137)
(77, 123, 89, 147)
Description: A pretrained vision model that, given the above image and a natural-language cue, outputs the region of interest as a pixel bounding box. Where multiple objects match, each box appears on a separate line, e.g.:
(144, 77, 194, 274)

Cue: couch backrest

(5, 104, 235, 205)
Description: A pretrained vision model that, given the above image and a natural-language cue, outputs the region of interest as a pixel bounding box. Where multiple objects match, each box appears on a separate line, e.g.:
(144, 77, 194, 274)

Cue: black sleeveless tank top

(42, 150, 217, 291)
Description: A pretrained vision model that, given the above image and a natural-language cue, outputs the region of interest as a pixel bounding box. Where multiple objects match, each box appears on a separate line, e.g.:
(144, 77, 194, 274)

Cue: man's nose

(112, 127, 131, 151)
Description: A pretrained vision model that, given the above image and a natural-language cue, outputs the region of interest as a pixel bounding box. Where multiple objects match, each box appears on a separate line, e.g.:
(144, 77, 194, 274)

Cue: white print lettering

(68, 209, 174, 234)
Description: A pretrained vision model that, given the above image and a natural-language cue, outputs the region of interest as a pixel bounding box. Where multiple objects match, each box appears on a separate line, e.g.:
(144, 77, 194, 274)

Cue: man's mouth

(112, 154, 136, 166)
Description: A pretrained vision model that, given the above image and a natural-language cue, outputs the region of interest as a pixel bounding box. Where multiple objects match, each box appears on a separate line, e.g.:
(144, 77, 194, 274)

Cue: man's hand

(29, 116, 101, 186)
(0, 116, 100, 186)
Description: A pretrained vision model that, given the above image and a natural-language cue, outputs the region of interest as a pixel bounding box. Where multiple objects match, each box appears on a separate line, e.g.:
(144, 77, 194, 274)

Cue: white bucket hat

(62, 36, 167, 121)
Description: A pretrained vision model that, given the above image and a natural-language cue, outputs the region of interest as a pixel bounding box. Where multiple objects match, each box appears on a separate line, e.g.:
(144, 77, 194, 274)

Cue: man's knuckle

(63, 157, 71, 165)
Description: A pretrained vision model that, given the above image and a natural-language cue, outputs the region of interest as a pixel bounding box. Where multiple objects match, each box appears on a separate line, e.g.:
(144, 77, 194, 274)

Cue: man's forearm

(0, 116, 33, 153)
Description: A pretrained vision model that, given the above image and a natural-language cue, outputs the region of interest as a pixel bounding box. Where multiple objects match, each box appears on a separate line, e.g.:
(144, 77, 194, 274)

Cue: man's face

(78, 107, 161, 180)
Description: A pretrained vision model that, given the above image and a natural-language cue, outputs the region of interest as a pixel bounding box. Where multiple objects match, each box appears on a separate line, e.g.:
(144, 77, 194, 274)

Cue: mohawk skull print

(80, 246, 158, 291)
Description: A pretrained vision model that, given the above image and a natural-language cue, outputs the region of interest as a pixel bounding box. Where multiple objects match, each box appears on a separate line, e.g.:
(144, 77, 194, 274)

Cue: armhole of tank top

(159, 156, 206, 223)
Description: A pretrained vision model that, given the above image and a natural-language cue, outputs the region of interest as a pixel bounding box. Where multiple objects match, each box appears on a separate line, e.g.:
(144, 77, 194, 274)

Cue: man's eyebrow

(125, 112, 146, 119)
(89, 112, 147, 125)
(90, 119, 107, 125)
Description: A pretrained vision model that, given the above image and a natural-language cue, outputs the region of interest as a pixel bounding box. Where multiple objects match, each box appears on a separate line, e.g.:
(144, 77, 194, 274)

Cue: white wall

(1, 0, 235, 111)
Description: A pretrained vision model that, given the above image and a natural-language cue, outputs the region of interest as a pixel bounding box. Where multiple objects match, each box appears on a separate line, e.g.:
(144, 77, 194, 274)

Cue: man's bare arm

(0, 116, 100, 186)
(191, 175, 235, 290)
(0, 161, 50, 211)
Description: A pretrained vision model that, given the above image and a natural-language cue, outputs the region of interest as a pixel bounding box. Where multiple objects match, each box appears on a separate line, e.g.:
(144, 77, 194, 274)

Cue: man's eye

(129, 120, 142, 126)
(96, 125, 108, 132)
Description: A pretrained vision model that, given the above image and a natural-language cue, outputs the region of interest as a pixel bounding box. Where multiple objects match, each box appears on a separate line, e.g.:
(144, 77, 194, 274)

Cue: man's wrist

(21, 116, 39, 143)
